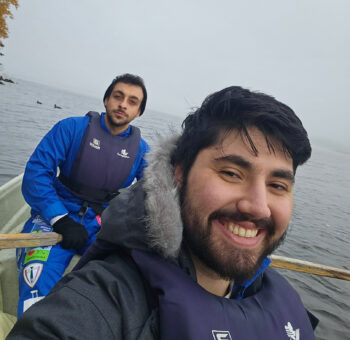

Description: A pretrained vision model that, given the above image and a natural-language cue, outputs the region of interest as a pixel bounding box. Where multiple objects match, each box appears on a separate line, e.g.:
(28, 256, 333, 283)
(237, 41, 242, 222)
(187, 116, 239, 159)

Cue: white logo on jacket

(285, 322, 300, 340)
(212, 330, 232, 340)
(23, 263, 43, 288)
(117, 149, 130, 158)
(89, 138, 101, 150)
(23, 290, 44, 313)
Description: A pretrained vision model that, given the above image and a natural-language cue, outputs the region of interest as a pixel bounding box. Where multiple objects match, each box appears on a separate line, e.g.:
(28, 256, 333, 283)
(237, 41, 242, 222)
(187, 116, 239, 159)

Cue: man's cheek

(191, 185, 221, 211)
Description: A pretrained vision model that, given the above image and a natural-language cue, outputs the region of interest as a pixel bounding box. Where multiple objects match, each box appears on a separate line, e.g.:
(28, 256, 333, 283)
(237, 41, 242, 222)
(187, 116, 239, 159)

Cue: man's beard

(180, 183, 287, 283)
(106, 110, 130, 127)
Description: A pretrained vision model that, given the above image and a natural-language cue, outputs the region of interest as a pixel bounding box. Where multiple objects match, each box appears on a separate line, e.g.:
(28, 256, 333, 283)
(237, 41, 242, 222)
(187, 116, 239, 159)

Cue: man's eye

(270, 183, 288, 191)
(221, 170, 239, 178)
(129, 100, 138, 105)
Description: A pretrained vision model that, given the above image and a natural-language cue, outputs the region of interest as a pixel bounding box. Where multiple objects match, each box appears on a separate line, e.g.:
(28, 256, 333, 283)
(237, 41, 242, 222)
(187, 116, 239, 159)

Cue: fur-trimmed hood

(97, 134, 184, 259)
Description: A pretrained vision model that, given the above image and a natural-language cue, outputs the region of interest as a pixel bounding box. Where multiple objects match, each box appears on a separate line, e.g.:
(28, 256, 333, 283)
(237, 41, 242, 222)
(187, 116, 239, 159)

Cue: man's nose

(119, 98, 128, 109)
(236, 182, 271, 219)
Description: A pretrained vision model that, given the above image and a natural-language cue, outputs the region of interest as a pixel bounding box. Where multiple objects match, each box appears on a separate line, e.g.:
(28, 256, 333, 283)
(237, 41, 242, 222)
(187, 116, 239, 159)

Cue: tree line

(0, 0, 19, 83)
(0, 0, 18, 47)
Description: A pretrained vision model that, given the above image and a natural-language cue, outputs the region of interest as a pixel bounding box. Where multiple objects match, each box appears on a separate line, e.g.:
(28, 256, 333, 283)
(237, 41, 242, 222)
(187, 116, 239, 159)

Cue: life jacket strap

(59, 173, 119, 203)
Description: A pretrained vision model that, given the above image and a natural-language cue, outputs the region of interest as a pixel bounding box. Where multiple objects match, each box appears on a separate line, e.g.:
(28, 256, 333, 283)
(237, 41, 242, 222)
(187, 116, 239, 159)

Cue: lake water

(0, 78, 349, 339)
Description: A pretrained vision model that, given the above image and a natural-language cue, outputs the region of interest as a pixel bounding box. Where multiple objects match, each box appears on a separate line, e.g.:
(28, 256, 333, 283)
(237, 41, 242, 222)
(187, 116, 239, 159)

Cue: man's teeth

(227, 223, 258, 238)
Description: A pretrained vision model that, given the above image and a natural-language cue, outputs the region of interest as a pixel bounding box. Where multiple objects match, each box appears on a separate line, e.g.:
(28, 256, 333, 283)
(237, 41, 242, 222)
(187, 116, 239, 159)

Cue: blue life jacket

(59, 111, 140, 203)
(131, 249, 316, 340)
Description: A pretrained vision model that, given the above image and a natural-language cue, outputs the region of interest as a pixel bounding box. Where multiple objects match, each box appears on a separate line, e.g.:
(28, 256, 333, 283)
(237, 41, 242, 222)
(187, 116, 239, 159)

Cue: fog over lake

(2, 0, 350, 152)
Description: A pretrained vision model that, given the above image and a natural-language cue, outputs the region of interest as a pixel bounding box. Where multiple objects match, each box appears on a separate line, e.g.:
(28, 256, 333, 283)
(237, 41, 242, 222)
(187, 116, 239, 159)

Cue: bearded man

(15, 73, 149, 318)
(8, 86, 318, 339)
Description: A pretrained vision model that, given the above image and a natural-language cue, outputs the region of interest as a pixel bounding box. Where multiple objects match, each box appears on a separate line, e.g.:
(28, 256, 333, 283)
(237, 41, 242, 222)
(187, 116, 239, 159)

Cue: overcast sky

(2, 0, 349, 151)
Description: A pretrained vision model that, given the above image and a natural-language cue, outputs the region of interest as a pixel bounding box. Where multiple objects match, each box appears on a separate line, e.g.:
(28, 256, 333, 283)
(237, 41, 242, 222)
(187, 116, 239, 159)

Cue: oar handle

(270, 254, 350, 281)
(0, 232, 63, 249)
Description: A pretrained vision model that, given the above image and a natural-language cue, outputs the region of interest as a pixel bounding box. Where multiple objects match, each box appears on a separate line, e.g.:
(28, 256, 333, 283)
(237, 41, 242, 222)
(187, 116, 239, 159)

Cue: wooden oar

(269, 255, 350, 281)
(0, 232, 62, 249)
(1, 233, 349, 281)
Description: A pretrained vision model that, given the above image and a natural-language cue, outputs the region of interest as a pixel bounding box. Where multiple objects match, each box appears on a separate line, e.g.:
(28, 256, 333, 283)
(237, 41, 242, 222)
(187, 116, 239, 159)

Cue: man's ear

(174, 165, 183, 189)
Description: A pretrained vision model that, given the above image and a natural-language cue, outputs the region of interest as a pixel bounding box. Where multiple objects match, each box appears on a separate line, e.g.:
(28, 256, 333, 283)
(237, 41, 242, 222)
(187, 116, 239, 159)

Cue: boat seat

(0, 310, 16, 340)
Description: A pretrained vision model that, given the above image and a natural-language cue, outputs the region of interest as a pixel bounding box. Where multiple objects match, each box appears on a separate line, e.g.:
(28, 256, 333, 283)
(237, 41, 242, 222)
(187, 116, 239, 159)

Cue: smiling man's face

(176, 127, 294, 282)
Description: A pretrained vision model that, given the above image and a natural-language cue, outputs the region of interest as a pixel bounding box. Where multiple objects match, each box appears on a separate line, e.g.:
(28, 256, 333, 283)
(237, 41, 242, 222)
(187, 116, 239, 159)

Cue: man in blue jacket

(16, 73, 150, 316)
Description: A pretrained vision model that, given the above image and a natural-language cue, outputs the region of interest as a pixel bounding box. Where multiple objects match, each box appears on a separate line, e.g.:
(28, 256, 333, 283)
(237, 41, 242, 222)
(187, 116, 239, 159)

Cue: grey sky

(2, 0, 349, 151)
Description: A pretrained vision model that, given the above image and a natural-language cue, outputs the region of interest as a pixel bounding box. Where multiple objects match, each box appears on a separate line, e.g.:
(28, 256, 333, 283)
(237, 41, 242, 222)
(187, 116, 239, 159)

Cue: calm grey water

(0, 78, 349, 339)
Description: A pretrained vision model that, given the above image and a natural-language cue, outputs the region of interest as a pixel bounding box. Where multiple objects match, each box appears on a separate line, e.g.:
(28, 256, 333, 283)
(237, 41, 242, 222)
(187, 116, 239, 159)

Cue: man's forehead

(214, 128, 286, 156)
(113, 82, 143, 97)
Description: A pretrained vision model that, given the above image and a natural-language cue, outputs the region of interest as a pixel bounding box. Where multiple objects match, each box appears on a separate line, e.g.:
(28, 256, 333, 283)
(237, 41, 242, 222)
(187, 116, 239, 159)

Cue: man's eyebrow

(271, 169, 295, 183)
(113, 89, 124, 96)
(214, 155, 251, 169)
(129, 95, 140, 101)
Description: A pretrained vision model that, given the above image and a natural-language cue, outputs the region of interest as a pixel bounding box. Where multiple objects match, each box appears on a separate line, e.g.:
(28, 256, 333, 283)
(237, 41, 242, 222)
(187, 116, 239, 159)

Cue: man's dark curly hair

(171, 86, 311, 178)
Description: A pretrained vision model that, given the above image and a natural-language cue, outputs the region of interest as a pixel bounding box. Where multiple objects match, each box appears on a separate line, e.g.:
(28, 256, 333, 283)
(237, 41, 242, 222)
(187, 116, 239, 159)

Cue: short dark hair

(103, 73, 147, 115)
(171, 86, 311, 177)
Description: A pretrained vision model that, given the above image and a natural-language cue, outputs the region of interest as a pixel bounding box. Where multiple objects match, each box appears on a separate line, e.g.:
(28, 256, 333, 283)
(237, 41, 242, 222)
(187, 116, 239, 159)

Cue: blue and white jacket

(22, 112, 149, 223)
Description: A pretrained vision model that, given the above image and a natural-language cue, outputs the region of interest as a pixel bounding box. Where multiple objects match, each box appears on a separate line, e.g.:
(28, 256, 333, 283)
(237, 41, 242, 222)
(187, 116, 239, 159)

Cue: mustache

(112, 109, 127, 115)
(208, 209, 275, 235)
